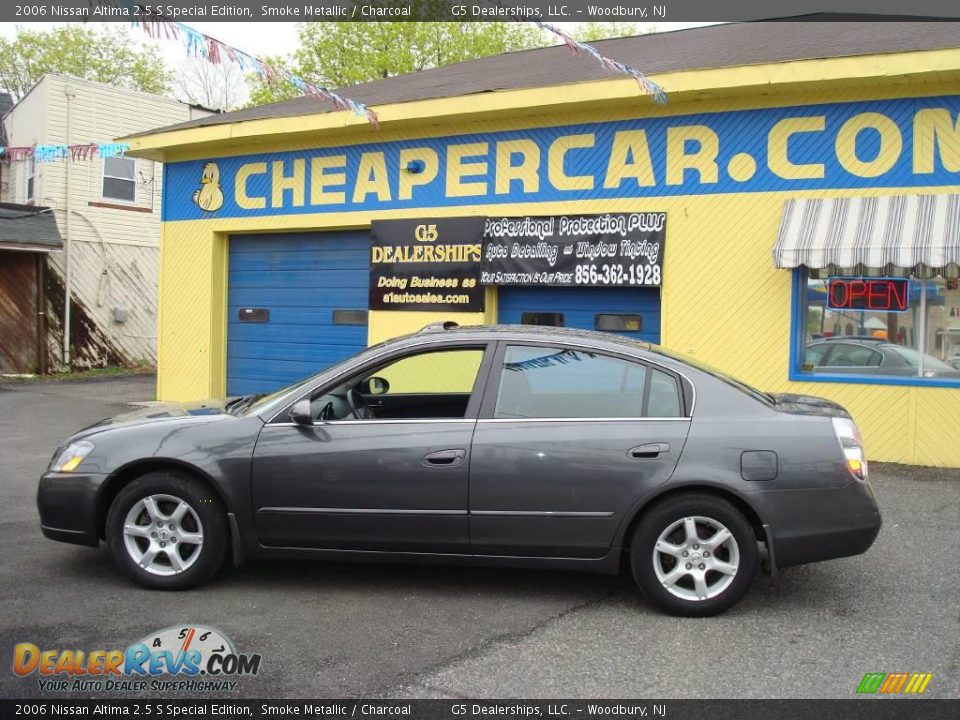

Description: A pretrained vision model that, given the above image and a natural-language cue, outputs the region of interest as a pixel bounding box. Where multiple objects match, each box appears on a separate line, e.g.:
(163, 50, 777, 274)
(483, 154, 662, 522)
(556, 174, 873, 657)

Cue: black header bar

(4, 1, 960, 24)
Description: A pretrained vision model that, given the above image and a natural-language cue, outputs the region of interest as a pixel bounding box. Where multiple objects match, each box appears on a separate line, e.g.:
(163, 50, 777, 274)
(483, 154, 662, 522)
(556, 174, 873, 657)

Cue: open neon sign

(827, 277, 910, 312)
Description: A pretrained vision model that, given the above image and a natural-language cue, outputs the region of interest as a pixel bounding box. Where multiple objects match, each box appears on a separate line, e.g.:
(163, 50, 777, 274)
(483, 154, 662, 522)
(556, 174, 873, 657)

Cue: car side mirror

(360, 376, 390, 396)
(288, 399, 313, 425)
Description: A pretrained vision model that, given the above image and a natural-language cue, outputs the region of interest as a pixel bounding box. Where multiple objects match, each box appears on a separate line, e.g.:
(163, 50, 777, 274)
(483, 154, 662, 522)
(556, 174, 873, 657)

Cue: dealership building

(125, 20, 960, 466)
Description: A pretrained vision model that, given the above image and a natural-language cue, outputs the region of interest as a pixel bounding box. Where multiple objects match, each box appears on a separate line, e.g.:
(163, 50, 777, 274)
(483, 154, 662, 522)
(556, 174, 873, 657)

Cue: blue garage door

(497, 286, 661, 344)
(227, 232, 369, 396)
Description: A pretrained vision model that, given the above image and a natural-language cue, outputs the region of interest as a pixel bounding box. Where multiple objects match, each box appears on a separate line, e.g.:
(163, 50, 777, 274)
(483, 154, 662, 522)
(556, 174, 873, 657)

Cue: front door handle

(628, 443, 670, 459)
(423, 449, 467, 467)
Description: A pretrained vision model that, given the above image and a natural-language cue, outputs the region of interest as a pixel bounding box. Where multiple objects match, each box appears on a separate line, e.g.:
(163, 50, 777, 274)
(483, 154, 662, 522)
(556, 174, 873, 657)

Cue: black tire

(105, 471, 227, 590)
(630, 493, 758, 617)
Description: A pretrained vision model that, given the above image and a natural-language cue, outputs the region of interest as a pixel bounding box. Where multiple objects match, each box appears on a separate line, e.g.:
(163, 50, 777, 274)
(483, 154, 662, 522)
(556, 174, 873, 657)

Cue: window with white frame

(25, 159, 35, 201)
(102, 157, 136, 202)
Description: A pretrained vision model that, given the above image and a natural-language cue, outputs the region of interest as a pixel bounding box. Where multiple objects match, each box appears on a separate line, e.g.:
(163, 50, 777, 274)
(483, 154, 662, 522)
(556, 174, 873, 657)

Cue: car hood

(72, 400, 232, 439)
(771, 393, 852, 418)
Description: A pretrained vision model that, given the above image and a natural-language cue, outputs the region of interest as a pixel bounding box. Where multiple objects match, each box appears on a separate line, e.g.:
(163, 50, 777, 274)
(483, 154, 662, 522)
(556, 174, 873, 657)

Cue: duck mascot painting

(193, 162, 224, 213)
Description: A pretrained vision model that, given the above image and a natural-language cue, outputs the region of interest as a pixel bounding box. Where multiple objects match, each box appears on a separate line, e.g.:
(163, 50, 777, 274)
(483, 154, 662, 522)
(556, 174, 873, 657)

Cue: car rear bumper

(37, 472, 105, 547)
(761, 478, 881, 569)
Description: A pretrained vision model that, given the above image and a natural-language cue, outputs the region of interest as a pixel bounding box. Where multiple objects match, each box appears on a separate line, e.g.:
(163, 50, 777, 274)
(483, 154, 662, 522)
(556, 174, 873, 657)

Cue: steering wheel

(346, 388, 375, 420)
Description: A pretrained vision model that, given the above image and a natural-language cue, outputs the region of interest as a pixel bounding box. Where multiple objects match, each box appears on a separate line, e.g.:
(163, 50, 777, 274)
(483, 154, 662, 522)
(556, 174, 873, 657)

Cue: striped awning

(773, 194, 960, 279)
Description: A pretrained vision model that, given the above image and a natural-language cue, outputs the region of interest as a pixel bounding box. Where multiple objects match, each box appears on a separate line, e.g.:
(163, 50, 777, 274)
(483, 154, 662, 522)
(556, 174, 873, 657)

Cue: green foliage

(0, 25, 172, 100)
(247, 21, 546, 107)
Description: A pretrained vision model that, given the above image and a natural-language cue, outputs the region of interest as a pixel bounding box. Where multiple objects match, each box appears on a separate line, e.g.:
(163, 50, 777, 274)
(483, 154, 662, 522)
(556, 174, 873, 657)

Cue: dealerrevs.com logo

(13, 625, 261, 693)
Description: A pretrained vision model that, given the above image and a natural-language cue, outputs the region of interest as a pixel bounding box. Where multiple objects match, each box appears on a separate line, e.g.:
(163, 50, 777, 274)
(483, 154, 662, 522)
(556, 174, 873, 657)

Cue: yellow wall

(153, 79, 960, 467)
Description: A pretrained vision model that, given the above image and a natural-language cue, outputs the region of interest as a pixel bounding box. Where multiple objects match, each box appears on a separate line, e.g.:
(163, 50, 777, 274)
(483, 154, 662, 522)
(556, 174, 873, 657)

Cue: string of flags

(488, 0, 667, 104)
(75, 0, 667, 135)
(93, 0, 379, 127)
(0, 143, 130, 164)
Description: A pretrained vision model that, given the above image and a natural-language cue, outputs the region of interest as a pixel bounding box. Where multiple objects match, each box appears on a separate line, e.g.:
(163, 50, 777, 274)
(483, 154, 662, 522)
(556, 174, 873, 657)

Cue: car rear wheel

(106, 471, 227, 590)
(630, 494, 758, 616)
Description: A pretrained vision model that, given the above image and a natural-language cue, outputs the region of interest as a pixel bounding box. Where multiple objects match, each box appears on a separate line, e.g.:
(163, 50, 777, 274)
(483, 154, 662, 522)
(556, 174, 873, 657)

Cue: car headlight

(50, 440, 94, 473)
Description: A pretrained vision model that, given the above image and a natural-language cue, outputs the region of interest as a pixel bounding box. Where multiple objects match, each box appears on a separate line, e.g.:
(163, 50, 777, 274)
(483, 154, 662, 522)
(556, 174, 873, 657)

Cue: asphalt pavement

(0, 375, 957, 699)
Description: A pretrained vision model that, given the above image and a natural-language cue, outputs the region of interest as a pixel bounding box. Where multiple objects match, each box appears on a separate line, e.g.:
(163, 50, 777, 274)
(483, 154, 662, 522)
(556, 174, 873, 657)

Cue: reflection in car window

(824, 344, 882, 367)
(804, 344, 829, 367)
(648, 370, 681, 417)
(887, 345, 957, 372)
(493, 346, 653, 419)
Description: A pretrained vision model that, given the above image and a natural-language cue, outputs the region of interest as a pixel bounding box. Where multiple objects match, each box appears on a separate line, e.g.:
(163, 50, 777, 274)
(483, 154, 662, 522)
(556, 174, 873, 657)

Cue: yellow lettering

(13, 643, 39, 676)
(768, 117, 825, 179)
(604, 130, 655, 189)
(495, 139, 540, 194)
(353, 152, 391, 203)
(666, 125, 718, 185)
(398, 148, 438, 200)
(913, 108, 960, 174)
(310, 156, 347, 205)
(446, 143, 488, 197)
(548, 134, 595, 191)
(271, 158, 305, 207)
(836, 112, 902, 178)
(234, 162, 267, 209)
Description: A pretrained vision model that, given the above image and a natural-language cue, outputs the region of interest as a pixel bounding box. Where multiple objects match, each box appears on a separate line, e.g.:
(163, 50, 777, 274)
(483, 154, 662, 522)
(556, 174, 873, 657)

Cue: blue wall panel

(227, 232, 370, 395)
(496, 286, 661, 344)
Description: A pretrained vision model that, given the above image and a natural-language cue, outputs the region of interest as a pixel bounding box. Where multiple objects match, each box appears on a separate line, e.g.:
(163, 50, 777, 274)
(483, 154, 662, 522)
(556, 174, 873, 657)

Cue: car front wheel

(106, 471, 227, 590)
(630, 494, 758, 616)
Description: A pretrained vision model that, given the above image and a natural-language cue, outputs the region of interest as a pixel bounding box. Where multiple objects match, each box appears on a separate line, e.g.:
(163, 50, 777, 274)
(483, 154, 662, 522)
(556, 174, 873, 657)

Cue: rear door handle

(423, 449, 467, 467)
(628, 443, 670, 459)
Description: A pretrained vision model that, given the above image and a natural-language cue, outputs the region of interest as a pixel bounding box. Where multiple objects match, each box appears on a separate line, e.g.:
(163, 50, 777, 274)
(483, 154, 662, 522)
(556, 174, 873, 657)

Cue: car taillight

(832, 416, 867, 481)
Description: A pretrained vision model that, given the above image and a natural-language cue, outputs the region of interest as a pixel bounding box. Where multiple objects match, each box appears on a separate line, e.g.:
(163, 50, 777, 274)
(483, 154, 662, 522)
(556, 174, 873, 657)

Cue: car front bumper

(37, 471, 105, 547)
(759, 477, 882, 570)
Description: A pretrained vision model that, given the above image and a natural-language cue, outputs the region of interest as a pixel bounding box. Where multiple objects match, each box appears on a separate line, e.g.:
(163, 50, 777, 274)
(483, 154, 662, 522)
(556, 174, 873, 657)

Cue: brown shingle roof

(131, 19, 960, 138)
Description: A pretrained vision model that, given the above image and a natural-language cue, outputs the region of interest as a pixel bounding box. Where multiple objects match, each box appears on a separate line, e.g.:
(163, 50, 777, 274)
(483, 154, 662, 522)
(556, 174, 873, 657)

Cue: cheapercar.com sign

(162, 96, 960, 222)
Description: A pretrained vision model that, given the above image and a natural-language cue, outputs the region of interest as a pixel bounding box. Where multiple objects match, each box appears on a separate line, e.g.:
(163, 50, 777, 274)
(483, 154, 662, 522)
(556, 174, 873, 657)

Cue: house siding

(2, 75, 212, 369)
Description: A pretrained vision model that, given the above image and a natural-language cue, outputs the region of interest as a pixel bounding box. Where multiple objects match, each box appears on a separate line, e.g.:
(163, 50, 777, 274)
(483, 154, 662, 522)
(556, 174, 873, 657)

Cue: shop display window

(793, 269, 960, 385)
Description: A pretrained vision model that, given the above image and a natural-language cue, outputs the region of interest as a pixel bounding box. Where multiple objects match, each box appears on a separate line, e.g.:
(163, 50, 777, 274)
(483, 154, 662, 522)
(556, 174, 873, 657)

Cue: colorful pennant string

(0, 143, 131, 164)
(91, 1, 379, 127)
(487, 1, 667, 104)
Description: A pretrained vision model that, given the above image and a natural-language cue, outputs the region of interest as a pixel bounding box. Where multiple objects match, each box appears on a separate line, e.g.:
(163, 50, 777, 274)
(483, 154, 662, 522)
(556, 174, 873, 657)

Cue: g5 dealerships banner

(370, 218, 485, 311)
(481, 213, 666, 287)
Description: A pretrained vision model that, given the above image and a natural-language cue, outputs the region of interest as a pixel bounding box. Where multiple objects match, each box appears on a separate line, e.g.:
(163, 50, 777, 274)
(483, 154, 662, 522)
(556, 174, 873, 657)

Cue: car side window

(804, 343, 829, 367)
(825, 343, 882, 367)
(309, 348, 485, 422)
(647, 369, 682, 418)
(492, 345, 681, 419)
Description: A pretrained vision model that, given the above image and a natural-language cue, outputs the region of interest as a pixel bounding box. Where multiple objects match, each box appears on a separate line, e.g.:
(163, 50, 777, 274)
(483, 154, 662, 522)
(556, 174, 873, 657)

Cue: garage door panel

(230, 248, 370, 265)
(497, 286, 661, 344)
(228, 307, 367, 327)
(227, 231, 369, 396)
(228, 338, 367, 362)
(229, 261, 369, 277)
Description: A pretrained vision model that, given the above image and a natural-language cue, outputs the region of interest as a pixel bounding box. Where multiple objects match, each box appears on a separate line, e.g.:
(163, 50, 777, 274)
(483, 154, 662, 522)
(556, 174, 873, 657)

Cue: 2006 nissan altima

(38, 324, 881, 616)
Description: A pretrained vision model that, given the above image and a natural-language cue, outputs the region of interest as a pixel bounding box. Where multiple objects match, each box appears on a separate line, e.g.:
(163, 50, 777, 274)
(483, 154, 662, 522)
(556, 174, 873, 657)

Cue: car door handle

(628, 443, 670, 459)
(423, 449, 467, 467)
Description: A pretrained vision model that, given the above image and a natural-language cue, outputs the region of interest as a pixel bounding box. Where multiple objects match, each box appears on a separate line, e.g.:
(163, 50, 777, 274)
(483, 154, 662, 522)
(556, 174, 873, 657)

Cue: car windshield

(653, 347, 777, 406)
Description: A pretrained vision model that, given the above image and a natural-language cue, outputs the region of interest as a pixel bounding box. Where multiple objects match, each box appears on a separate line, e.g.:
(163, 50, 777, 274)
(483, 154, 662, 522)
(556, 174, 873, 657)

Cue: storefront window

(795, 270, 960, 384)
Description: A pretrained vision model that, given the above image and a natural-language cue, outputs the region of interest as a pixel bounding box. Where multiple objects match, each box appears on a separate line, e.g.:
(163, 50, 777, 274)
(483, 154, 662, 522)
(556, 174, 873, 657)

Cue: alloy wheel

(122, 494, 204, 576)
(652, 515, 740, 601)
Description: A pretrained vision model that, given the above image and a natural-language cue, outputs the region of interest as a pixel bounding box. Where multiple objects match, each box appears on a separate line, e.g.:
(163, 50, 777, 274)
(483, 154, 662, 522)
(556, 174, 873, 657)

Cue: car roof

(393, 323, 655, 351)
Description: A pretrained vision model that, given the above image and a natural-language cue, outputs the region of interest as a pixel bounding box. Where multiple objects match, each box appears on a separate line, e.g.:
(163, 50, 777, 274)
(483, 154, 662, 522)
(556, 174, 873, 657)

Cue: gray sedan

(38, 325, 881, 616)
